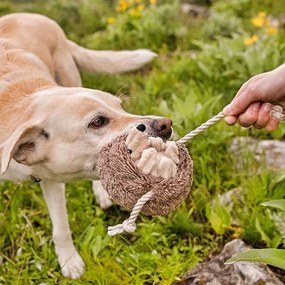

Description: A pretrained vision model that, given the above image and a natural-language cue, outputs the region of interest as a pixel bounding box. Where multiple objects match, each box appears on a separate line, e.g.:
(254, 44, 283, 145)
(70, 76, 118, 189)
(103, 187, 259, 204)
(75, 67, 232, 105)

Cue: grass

(1, 0, 285, 284)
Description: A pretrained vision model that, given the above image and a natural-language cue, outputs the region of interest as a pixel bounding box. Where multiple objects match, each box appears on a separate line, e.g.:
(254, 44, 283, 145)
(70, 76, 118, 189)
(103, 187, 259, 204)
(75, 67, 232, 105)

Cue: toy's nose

(151, 118, 173, 140)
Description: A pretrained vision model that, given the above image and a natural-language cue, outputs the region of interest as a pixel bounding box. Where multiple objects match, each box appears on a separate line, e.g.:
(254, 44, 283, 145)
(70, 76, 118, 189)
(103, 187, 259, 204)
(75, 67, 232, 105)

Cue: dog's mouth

(134, 123, 173, 141)
(145, 126, 173, 141)
(120, 117, 173, 142)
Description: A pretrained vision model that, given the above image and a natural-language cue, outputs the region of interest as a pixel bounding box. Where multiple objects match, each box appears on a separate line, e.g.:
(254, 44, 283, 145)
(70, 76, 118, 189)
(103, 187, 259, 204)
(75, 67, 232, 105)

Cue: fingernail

(252, 102, 260, 111)
(223, 105, 232, 115)
(264, 103, 272, 112)
(225, 116, 236, 125)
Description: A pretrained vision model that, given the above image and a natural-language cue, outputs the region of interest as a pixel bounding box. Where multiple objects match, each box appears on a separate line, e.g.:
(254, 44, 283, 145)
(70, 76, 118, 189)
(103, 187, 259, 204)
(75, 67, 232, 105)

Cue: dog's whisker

(115, 85, 129, 99)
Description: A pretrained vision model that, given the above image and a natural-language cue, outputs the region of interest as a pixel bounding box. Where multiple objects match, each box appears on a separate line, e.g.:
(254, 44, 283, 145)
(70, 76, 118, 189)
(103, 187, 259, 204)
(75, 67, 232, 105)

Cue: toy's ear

(0, 123, 49, 174)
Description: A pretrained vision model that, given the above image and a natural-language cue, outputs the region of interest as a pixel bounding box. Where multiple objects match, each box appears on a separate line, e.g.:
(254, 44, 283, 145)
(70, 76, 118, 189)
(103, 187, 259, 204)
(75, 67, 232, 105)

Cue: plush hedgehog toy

(97, 124, 193, 236)
(97, 106, 284, 236)
(98, 126, 193, 216)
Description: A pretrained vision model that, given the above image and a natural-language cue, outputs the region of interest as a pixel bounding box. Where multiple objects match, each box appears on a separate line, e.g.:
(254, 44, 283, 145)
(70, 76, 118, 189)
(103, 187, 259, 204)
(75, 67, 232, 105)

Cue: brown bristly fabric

(97, 135, 193, 216)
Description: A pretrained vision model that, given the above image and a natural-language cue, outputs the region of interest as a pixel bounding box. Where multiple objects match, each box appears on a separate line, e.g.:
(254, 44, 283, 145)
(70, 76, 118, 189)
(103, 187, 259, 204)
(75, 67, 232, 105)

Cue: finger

(235, 79, 251, 98)
(265, 117, 280, 132)
(238, 102, 261, 127)
(224, 115, 238, 125)
(223, 80, 259, 116)
(253, 103, 272, 129)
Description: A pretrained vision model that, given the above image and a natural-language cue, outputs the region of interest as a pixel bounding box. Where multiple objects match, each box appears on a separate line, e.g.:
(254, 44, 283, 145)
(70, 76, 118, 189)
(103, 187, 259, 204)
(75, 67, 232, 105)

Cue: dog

(0, 13, 173, 279)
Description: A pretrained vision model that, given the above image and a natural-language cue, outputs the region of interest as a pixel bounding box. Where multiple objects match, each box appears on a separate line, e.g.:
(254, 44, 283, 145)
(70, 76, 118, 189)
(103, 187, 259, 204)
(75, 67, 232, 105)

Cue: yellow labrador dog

(0, 13, 172, 279)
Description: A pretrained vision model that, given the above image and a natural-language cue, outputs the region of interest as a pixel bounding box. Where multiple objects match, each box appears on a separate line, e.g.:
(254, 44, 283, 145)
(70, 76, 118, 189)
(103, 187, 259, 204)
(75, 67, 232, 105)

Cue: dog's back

(0, 13, 156, 87)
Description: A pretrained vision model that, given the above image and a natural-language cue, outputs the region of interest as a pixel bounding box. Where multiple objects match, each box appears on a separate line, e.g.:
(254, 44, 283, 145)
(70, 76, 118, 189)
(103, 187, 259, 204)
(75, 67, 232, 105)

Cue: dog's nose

(151, 118, 173, 140)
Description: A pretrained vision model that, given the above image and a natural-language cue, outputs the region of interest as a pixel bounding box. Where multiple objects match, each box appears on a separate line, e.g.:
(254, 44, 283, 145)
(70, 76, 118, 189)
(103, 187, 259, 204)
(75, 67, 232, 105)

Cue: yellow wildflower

(258, 11, 266, 18)
(250, 11, 270, 27)
(129, 7, 141, 17)
(243, 35, 258, 46)
(135, 0, 142, 2)
(107, 17, 115, 25)
(137, 5, 144, 12)
(116, 0, 130, 13)
(265, 27, 278, 35)
(251, 16, 266, 27)
(149, 0, 157, 4)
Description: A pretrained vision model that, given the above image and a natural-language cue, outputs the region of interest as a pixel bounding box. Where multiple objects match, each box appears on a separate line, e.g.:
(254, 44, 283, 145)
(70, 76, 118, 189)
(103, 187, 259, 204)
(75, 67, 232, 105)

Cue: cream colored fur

(0, 13, 171, 279)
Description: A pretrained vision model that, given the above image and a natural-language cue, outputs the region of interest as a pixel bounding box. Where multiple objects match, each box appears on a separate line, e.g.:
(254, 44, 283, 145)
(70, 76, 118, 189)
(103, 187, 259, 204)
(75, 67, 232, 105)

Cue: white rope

(178, 111, 225, 144)
(108, 190, 154, 236)
(108, 105, 284, 236)
(178, 105, 284, 144)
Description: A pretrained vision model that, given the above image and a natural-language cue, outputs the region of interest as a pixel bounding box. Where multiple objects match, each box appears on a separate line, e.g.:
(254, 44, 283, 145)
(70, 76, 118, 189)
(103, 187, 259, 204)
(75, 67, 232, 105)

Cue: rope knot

(107, 190, 154, 236)
(123, 220, 137, 232)
(107, 219, 137, 236)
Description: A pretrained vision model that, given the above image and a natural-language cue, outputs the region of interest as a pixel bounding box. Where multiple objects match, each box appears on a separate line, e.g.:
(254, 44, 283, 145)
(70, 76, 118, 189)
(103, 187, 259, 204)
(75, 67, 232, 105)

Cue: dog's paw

(92, 180, 113, 209)
(96, 189, 113, 209)
(57, 247, 85, 279)
(60, 252, 85, 279)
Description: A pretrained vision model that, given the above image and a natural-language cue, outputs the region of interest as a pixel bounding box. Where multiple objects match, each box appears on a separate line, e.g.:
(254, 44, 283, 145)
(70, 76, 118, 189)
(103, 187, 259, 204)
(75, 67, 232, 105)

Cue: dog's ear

(0, 123, 49, 174)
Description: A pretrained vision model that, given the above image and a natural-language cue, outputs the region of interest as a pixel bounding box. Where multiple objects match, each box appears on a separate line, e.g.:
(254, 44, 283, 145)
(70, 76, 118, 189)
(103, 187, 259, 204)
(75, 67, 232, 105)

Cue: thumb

(223, 93, 259, 116)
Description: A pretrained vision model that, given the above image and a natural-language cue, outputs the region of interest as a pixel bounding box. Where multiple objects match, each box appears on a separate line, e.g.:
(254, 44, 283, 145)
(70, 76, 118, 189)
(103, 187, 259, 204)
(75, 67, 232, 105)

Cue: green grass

(1, 0, 285, 284)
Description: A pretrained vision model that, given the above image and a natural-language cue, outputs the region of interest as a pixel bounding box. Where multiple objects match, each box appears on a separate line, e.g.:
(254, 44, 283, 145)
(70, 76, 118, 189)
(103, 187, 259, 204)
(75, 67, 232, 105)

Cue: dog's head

(0, 87, 173, 181)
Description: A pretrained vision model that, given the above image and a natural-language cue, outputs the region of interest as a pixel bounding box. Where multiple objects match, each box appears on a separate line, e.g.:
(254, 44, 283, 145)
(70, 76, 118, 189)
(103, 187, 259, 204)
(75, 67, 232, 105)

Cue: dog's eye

(88, 116, 109, 129)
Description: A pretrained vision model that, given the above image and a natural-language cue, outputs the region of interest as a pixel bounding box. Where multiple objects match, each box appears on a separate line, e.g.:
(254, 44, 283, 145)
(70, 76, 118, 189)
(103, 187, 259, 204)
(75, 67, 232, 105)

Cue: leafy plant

(226, 199, 285, 270)
(225, 248, 285, 270)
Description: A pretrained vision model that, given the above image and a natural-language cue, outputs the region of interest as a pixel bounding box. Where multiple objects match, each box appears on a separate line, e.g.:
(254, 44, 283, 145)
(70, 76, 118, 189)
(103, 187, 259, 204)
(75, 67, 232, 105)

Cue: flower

(250, 11, 279, 36)
(137, 4, 144, 12)
(129, 7, 141, 17)
(107, 17, 116, 25)
(243, 35, 258, 46)
(116, 0, 130, 13)
(251, 16, 267, 27)
(129, 4, 144, 17)
(250, 11, 269, 28)
(265, 27, 278, 35)
(149, 0, 157, 4)
(258, 11, 266, 18)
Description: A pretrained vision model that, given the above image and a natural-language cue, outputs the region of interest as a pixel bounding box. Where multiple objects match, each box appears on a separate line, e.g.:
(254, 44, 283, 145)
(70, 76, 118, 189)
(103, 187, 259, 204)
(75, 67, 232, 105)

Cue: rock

(211, 188, 243, 226)
(231, 137, 285, 170)
(181, 3, 209, 18)
(174, 239, 283, 285)
(215, 187, 242, 210)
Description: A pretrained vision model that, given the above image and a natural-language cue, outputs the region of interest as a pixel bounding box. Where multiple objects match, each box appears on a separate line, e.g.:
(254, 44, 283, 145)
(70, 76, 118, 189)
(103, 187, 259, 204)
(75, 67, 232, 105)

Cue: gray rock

(211, 188, 243, 226)
(181, 3, 209, 18)
(174, 239, 283, 285)
(231, 137, 285, 170)
(215, 187, 242, 209)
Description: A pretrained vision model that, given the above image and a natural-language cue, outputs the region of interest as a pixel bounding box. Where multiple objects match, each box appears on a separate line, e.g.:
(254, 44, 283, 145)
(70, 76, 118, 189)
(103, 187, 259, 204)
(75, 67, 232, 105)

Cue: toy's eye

(88, 116, 109, 129)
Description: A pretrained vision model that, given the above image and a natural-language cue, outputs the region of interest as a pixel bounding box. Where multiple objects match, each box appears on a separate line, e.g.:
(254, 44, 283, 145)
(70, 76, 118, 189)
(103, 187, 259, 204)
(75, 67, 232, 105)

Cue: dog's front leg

(92, 180, 113, 209)
(40, 180, 85, 279)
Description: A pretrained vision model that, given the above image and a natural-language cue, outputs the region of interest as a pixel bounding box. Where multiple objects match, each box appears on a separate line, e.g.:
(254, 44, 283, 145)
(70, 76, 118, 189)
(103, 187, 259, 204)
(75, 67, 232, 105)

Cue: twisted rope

(108, 105, 284, 236)
(178, 111, 225, 144)
(108, 190, 154, 236)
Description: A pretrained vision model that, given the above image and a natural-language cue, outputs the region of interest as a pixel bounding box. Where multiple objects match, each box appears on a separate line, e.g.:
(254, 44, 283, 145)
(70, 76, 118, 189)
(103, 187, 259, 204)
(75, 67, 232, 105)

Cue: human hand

(223, 64, 285, 131)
